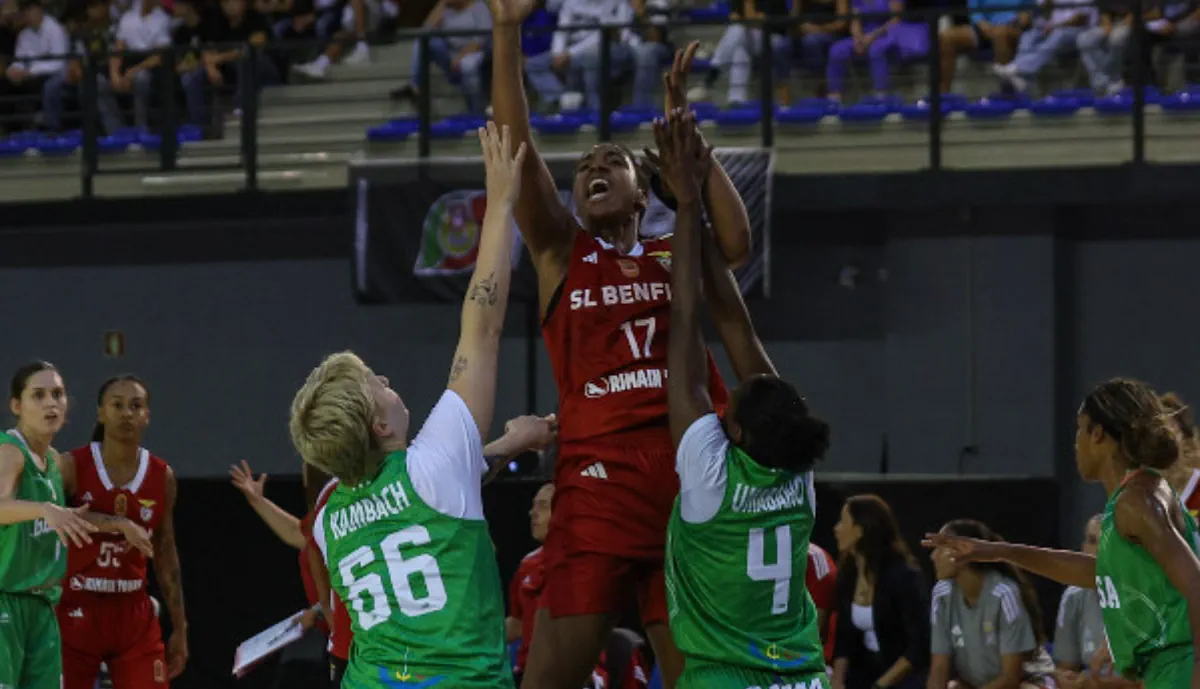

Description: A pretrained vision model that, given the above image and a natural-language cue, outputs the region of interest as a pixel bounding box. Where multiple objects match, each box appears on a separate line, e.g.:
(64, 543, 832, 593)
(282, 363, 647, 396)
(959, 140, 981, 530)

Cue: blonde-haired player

(292, 123, 555, 688)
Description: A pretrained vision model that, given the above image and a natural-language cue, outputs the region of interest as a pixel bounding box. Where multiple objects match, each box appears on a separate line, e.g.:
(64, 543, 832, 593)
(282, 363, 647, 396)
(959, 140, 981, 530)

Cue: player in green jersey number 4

(925, 378, 1200, 689)
(0, 362, 154, 689)
(656, 111, 833, 689)
(291, 123, 556, 689)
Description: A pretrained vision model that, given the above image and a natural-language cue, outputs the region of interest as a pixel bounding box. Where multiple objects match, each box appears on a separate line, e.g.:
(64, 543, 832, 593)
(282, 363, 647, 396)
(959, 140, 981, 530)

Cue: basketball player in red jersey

(302, 475, 353, 687)
(807, 542, 839, 666)
(57, 375, 187, 689)
(489, 1, 751, 684)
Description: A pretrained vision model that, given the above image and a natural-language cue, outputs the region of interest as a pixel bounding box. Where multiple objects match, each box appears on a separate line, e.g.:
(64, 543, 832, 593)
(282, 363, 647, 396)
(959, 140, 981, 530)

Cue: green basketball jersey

(666, 414, 825, 676)
(314, 392, 511, 688)
(1095, 470, 1199, 680)
(0, 431, 66, 603)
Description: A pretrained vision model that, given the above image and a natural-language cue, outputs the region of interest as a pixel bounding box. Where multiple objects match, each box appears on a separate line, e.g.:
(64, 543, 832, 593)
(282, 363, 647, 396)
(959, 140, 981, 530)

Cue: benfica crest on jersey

(139, 499, 156, 523)
(647, 250, 672, 272)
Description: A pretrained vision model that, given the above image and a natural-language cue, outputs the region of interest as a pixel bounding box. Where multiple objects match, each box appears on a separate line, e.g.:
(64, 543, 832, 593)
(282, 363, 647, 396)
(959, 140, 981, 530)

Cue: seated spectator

(688, 0, 792, 106)
(0, 0, 25, 134)
(1076, 0, 1135, 95)
(288, 0, 379, 79)
(529, 0, 640, 111)
(1054, 515, 1127, 681)
(927, 519, 1055, 689)
(519, 1, 565, 111)
(389, 0, 490, 114)
(995, 0, 1095, 93)
(5, 0, 69, 130)
(938, 0, 1030, 92)
(108, 0, 171, 131)
(807, 541, 839, 667)
(43, 0, 123, 134)
(792, 0, 849, 95)
(831, 494, 930, 689)
(825, 0, 928, 102)
(628, 0, 672, 108)
(181, 0, 279, 127)
(1143, 0, 1200, 84)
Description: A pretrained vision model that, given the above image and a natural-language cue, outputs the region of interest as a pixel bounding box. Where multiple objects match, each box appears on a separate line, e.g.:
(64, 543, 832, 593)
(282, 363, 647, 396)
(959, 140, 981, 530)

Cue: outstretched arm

(488, 0, 578, 288)
(1116, 483, 1200, 679)
(447, 123, 526, 437)
(659, 113, 713, 448)
(699, 221, 774, 382)
(923, 532, 1097, 589)
(229, 461, 304, 549)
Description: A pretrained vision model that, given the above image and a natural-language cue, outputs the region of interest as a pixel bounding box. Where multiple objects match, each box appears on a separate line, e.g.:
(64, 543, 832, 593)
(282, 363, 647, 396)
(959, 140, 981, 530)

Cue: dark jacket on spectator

(834, 557, 932, 689)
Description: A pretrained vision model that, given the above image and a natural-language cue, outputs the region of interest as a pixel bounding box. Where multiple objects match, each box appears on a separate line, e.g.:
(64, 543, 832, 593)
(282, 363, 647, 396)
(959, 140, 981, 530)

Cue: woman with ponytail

(925, 378, 1200, 689)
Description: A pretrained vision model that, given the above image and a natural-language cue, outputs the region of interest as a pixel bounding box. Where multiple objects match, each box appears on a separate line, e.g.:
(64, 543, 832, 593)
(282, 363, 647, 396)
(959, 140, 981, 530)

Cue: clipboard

(231, 610, 307, 678)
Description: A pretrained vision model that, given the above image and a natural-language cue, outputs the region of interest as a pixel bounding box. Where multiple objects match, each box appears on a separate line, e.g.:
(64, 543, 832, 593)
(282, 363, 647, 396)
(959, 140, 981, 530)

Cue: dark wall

(168, 475, 1059, 689)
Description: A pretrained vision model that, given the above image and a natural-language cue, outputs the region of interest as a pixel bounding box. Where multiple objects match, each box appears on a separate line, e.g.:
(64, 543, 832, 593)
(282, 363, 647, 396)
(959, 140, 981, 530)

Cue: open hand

(229, 460, 266, 503)
(479, 122, 528, 207)
(663, 41, 699, 113)
(42, 503, 98, 548)
(504, 413, 558, 452)
(166, 631, 188, 679)
(651, 109, 705, 204)
(120, 519, 154, 557)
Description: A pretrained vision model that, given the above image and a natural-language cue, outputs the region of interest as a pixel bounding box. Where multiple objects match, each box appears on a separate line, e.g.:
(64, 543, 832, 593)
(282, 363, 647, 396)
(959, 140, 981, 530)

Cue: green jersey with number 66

(666, 414, 826, 677)
(313, 391, 512, 689)
(1094, 469, 1199, 684)
(0, 430, 66, 603)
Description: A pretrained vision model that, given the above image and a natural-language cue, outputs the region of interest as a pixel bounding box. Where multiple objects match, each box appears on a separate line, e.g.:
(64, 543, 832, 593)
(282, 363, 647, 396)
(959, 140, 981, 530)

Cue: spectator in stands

(628, 0, 672, 108)
(807, 542, 839, 667)
(688, 0, 792, 106)
(108, 0, 171, 131)
(388, 0, 491, 113)
(928, 519, 1055, 689)
(825, 0, 928, 101)
(1076, 0, 1135, 95)
(1144, 0, 1200, 84)
(506, 482, 553, 686)
(0, 0, 20, 133)
(43, 0, 123, 134)
(995, 0, 1095, 93)
(791, 0, 849, 95)
(831, 494, 930, 689)
(288, 0, 378, 79)
(5, 0, 69, 129)
(938, 0, 1030, 92)
(519, 1, 566, 110)
(171, 0, 203, 70)
(535, 0, 641, 111)
(181, 0, 278, 127)
(1053, 514, 1135, 687)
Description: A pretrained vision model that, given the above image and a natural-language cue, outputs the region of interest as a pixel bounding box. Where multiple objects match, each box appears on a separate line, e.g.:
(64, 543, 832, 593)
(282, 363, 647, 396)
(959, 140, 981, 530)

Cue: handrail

(0, 0, 1168, 198)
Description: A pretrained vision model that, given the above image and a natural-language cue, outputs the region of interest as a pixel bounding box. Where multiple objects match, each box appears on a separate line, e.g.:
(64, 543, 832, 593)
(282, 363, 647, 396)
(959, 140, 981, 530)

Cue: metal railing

(0, 0, 1187, 198)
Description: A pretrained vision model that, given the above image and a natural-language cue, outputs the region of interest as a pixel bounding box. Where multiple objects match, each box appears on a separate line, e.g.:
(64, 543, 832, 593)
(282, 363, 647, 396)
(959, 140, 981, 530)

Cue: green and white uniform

(1095, 470, 1199, 687)
(314, 391, 512, 689)
(0, 429, 67, 689)
(666, 414, 829, 689)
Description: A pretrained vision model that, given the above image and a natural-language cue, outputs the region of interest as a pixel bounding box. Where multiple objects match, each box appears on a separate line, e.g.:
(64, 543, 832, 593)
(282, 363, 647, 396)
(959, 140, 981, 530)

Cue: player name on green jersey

(731, 476, 809, 515)
(325, 480, 411, 540)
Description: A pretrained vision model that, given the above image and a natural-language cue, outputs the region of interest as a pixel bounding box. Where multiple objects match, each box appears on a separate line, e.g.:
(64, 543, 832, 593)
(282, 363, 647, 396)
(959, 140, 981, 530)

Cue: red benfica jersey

(806, 543, 838, 663)
(303, 479, 352, 660)
(542, 232, 728, 446)
(1181, 469, 1200, 519)
(63, 443, 167, 599)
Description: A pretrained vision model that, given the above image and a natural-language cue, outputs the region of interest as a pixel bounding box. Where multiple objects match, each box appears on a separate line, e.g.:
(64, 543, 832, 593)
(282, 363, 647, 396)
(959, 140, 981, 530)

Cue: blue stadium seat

(36, 135, 78, 156)
(838, 103, 889, 122)
(430, 117, 483, 138)
(178, 125, 203, 143)
(775, 105, 826, 124)
(899, 99, 957, 121)
(792, 97, 840, 114)
(98, 135, 131, 153)
(610, 110, 647, 132)
(965, 98, 1016, 120)
(859, 93, 905, 113)
(648, 664, 663, 689)
(687, 1, 729, 22)
(0, 139, 25, 156)
(532, 113, 585, 135)
(136, 132, 163, 150)
(1092, 94, 1134, 115)
(986, 91, 1032, 109)
(713, 106, 761, 127)
(1161, 92, 1200, 112)
(1051, 88, 1094, 107)
(7, 131, 38, 153)
(689, 101, 720, 120)
(1114, 85, 1161, 104)
(690, 57, 712, 72)
(366, 122, 412, 142)
(1030, 96, 1080, 117)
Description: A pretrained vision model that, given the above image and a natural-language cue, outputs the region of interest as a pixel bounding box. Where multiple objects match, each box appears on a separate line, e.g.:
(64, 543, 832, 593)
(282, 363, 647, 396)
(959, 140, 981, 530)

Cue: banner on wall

(350, 148, 774, 304)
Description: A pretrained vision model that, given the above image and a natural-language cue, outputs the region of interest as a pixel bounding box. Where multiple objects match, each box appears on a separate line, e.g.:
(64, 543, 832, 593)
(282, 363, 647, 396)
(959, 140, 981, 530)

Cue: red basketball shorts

(58, 593, 167, 689)
(542, 428, 678, 627)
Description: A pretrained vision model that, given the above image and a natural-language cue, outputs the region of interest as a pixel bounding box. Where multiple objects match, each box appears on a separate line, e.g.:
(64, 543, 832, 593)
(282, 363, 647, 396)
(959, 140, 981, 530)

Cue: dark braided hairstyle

(1082, 378, 1180, 470)
(731, 375, 830, 473)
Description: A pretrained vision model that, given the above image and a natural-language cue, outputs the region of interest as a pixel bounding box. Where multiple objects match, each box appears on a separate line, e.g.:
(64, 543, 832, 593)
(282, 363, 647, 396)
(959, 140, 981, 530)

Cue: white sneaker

(1106, 80, 1126, 96)
(559, 91, 585, 111)
(293, 60, 330, 80)
(345, 43, 370, 66)
(687, 85, 711, 102)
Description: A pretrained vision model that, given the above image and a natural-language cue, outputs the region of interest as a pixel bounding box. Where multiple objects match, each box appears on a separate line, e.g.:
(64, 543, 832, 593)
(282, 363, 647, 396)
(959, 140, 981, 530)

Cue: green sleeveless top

(1095, 469, 1199, 679)
(666, 439, 825, 676)
(0, 430, 66, 602)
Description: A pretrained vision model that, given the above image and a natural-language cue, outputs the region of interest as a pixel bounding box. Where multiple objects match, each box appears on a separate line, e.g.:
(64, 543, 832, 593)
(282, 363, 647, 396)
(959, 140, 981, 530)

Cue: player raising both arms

(1, 362, 149, 689)
(292, 123, 555, 688)
(925, 378, 1200, 689)
(487, 1, 751, 684)
(657, 110, 832, 689)
(57, 375, 187, 689)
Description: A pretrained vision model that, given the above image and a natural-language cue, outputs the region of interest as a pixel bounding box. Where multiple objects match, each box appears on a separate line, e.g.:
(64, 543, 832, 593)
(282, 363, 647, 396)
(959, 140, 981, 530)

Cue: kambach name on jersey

(328, 481, 412, 540)
(569, 282, 672, 310)
(585, 367, 668, 399)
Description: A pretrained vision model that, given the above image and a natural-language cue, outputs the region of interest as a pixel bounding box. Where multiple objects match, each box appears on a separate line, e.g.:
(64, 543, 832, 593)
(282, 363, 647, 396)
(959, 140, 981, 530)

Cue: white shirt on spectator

(117, 6, 172, 51)
(1040, 0, 1096, 29)
(13, 14, 69, 77)
(552, 0, 641, 61)
(438, 0, 493, 53)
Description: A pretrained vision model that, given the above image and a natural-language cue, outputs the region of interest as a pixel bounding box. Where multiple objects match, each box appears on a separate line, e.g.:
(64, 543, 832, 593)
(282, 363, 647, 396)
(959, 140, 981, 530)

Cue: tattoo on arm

(467, 273, 499, 307)
(449, 356, 469, 383)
